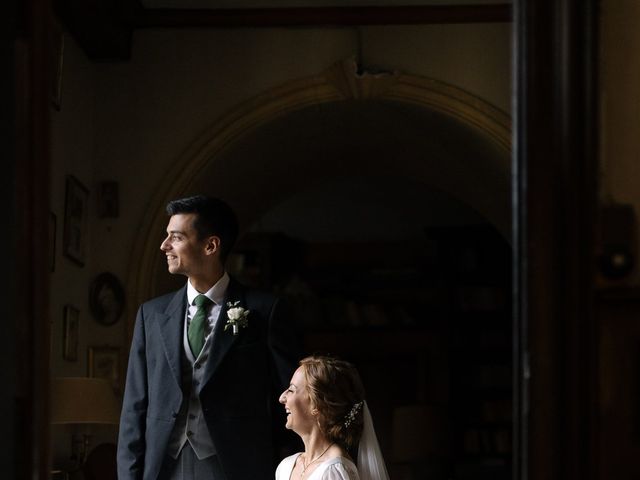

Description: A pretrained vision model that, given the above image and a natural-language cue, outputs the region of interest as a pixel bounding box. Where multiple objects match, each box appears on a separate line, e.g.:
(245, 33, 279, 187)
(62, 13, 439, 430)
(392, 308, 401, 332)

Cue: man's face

(160, 213, 208, 277)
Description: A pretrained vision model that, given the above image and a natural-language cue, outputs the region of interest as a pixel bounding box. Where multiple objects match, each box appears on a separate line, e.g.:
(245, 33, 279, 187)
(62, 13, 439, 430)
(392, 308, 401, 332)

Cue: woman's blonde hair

(300, 355, 366, 449)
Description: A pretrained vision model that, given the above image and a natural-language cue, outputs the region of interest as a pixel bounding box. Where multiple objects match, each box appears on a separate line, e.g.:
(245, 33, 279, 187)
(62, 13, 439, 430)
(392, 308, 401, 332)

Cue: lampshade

(51, 377, 120, 425)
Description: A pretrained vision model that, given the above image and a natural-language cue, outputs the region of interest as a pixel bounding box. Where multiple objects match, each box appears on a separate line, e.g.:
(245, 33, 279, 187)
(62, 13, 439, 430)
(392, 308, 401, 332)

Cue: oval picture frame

(89, 272, 125, 326)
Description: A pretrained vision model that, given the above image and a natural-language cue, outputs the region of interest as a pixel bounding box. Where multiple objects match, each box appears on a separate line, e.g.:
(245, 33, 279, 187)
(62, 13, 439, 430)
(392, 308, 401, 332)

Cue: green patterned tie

(188, 294, 212, 357)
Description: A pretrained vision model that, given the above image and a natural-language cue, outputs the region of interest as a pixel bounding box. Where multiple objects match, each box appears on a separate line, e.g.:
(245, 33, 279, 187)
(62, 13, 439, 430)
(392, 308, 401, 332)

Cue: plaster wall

(49, 34, 123, 465)
(600, 0, 640, 285)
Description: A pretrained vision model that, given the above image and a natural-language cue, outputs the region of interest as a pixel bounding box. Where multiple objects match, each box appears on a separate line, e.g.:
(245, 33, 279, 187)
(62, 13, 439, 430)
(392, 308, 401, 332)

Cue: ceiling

(54, 0, 511, 60)
(142, 0, 510, 10)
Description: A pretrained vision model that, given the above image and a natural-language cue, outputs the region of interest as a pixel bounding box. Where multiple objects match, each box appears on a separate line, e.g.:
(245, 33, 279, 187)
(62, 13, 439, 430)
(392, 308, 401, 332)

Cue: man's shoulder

(234, 281, 276, 300)
(141, 288, 184, 311)
(231, 280, 280, 311)
(241, 285, 277, 302)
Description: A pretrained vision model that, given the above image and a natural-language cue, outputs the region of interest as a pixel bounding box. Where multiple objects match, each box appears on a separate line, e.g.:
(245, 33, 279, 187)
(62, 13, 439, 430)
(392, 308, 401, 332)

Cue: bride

(276, 355, 389, 480)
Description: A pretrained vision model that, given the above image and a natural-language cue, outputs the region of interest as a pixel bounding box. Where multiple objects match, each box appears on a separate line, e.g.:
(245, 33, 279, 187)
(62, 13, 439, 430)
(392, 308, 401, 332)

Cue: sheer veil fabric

(356, 402, 390, 480)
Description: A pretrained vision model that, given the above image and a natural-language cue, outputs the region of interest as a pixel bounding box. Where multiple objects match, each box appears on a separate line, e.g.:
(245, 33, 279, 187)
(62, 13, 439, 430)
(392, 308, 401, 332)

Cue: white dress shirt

(183, 273, 229, 364)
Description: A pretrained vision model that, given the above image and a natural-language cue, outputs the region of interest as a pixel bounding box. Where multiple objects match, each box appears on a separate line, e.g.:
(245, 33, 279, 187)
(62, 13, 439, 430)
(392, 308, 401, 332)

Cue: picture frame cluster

(55, 175, 123, 394)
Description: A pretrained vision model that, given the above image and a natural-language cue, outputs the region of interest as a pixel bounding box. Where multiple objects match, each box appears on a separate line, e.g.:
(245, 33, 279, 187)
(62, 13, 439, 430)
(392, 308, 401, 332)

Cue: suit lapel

(199, 278, 243, 390)
(157, 286, 187, 390)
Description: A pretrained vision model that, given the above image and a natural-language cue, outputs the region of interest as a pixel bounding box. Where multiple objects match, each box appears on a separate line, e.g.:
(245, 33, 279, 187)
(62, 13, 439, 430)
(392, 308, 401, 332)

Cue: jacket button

(187, 430, 194, 437)
(172, 412, 178, 418)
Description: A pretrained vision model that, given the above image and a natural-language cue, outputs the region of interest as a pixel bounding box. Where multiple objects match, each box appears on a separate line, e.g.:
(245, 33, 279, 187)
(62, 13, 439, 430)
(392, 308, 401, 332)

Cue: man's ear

(205, 236, 221, 255)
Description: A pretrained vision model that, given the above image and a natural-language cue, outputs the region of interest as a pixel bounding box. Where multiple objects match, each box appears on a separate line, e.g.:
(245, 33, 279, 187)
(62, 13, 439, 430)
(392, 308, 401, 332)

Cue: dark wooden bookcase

(231, 224, 512, 479)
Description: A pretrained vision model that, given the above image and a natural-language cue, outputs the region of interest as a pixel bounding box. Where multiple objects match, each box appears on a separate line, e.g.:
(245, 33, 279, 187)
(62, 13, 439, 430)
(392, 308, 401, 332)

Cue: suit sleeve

(267, 297, 301, 394)
(267, 297, 303, 457)
(117, 304, 149, 480)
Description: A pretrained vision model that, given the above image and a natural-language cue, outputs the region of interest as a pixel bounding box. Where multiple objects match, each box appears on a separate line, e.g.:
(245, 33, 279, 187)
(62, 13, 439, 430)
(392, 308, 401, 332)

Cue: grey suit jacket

(117, 278, 298, 480)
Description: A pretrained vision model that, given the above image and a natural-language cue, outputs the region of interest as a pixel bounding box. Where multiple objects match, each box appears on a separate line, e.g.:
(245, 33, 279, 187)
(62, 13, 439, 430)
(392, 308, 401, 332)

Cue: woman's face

(279, 366, 316, 435)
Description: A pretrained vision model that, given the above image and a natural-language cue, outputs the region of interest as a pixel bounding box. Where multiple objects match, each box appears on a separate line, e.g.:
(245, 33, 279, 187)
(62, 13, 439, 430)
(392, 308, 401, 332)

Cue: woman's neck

(300, 429, 333, 460)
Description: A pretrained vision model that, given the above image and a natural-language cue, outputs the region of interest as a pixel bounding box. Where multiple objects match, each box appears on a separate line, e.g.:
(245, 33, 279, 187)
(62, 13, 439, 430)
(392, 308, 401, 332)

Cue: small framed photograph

(97, 181, 119, 218)
(63, 305, 79, 361)
(88, 346, 121, 393)
(63, 175, 89, 266)
(49, 212, 57, 273)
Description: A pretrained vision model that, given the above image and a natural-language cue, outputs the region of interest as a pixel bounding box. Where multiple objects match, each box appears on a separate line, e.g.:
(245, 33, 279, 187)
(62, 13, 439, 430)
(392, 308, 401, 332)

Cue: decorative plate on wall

(89, 272, 125, 326)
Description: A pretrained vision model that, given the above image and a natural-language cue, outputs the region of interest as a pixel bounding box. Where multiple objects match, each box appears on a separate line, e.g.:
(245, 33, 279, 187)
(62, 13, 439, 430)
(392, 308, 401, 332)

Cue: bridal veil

(356, 402, 390, 480)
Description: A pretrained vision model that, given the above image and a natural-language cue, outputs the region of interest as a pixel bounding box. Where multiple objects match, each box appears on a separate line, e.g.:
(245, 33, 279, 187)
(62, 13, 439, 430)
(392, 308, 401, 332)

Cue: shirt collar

(186, 272, 230, 307)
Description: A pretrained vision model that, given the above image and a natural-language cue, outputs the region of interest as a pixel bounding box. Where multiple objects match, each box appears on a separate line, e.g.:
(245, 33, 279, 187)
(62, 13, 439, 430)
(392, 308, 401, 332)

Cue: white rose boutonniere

(224, 301, 250, 335)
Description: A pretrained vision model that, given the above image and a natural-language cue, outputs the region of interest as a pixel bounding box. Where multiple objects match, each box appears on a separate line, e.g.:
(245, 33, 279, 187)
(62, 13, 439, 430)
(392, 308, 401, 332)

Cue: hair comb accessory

(344, 400, 364, 428)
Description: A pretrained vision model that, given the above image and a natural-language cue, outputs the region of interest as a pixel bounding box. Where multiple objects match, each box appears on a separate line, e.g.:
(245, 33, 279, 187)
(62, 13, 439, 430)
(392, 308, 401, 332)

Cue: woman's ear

(311, 408, 319, 416)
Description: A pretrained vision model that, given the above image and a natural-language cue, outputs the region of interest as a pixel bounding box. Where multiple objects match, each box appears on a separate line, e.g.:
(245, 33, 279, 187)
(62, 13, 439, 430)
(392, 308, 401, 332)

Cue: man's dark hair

(166, 195, 239, 261)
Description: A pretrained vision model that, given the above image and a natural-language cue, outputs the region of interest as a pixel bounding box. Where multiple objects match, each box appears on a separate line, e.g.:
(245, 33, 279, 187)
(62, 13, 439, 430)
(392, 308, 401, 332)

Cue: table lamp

(51, 377, 120, 468)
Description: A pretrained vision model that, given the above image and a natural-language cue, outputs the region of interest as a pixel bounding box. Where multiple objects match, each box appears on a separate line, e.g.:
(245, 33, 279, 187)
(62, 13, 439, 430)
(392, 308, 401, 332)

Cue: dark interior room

(6, 0, 639, 479)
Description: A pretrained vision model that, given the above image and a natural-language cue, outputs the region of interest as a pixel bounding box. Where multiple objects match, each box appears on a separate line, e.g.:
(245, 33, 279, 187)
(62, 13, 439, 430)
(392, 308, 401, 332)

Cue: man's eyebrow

(168, 229, 185, 235)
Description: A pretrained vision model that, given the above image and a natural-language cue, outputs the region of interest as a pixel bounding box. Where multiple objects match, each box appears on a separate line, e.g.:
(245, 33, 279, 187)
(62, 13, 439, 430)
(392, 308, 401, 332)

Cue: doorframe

(513, 1, 599, 479)
(8, 0, 52, 478)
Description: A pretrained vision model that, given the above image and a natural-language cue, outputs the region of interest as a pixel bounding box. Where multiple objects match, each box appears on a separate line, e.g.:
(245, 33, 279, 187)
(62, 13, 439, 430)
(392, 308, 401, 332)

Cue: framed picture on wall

(97, 181, 119, 218)
(89, 272, 125, 326)
(63, 175, 89, 266)
(62, 305, 79, 361)
(88, 346, 121, 393)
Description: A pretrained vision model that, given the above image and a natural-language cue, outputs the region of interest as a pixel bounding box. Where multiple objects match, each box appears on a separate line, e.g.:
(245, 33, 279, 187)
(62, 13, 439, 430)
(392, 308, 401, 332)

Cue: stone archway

(126, 59, 511, 323)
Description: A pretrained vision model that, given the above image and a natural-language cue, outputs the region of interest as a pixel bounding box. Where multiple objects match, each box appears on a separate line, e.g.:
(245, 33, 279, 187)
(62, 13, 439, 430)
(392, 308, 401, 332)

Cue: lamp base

(51, 470, 70, 480)
(71, 433, 92, 468)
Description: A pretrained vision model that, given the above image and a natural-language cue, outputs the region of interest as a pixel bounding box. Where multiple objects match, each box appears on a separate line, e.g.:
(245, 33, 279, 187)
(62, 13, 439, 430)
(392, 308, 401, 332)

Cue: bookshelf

(230, 224, 512, 479)
(429, 226, 512, 480)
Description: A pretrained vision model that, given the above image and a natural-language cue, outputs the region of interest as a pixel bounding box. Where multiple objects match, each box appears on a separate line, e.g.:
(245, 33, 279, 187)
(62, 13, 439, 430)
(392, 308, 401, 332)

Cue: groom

(117, 195, 299, 480)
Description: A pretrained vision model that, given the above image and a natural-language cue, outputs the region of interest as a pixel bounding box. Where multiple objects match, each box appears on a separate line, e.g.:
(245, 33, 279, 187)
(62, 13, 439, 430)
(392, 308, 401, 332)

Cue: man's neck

(189, 269, 224, 294)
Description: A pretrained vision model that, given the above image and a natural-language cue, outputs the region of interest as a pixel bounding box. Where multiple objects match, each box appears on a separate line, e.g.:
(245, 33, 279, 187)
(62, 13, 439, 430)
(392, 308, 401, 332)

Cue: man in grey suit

(117, 195, 299, 480)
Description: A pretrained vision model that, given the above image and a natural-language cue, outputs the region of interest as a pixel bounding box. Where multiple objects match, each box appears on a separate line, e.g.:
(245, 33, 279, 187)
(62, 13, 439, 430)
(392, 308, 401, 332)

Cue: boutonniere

(224, 301, 250, 335)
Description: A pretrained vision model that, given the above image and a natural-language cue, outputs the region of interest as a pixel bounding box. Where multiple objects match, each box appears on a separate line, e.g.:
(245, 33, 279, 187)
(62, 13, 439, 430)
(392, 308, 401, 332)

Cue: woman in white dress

(276, 356, 389, 480)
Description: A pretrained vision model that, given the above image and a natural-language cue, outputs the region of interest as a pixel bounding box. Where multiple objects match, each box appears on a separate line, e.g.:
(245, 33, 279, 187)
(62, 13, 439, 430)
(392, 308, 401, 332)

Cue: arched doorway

(127, 60, 510, 305)
(125, 62, 512, 478)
